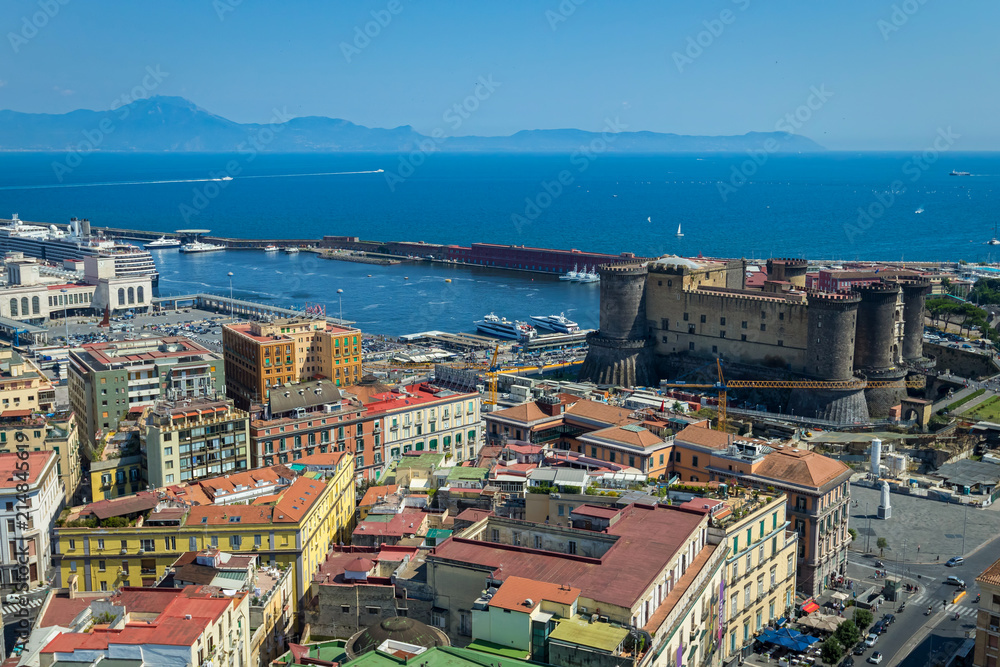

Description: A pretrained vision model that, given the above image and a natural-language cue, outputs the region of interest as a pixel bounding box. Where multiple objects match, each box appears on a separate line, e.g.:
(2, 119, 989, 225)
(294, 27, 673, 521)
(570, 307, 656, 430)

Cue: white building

(0, 450, 63, 588)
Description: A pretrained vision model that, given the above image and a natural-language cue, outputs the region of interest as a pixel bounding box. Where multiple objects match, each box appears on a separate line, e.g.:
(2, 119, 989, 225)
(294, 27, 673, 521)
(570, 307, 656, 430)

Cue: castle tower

(766, 258, 808, 289)
(899, 277, 932, 362)
(853, 281, 907, 417)
(578, 262, 656, 387)
(788, 291, 869, 422)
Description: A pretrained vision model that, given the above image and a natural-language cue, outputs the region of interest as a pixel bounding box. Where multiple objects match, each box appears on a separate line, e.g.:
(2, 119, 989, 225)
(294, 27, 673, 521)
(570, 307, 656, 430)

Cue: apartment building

(143, 396, 251, 488)
(974, 556, 1000, 667)
(350, 382, 481, 479)
(0, 451, 63, 588)
(68, 337, 223, 447)
(54, 453, 355, 604)
(248, 379, 376, 473)
(672, 425, 852, 597)
(680, 492, 798, 663)
(0, 345, 56, 413)
(38, 585, 250, 667)
(222, 317, 363, 410)
(0, 409, 81, 504)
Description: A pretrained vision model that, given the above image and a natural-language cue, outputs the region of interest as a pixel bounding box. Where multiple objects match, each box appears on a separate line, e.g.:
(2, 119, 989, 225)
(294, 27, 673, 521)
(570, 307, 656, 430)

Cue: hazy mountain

(0, 96, 825, 153)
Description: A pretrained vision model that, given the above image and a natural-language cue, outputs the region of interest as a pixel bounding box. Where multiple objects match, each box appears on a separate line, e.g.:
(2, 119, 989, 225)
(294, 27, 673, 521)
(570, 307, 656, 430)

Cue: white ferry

(179, 241, 226, 254)
(263, 245, 279, 252)
(530, 313, 580, 334)
(144, 236, 182, 249)
(284, 247, 300, 254)
(475, 313, 537, 341)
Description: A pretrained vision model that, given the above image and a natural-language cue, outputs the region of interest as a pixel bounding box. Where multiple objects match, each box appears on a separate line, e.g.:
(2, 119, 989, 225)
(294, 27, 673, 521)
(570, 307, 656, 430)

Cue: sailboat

(676, 223, 684, 238)
(988, 220, 1000, 245)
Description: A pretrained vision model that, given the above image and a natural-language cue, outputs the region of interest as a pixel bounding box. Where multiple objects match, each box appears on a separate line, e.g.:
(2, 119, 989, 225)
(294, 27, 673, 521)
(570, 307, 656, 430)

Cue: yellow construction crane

(484, 344, 500, 406)
(661, 359, 925, 432)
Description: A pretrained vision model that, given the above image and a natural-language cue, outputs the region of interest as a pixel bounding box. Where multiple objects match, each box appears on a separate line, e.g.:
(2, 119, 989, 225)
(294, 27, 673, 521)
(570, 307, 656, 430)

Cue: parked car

(865, 633, 878, 648)
(868, 652, 883, 665)
(946, 557, 965, 567)
(946, 576, 966, 586)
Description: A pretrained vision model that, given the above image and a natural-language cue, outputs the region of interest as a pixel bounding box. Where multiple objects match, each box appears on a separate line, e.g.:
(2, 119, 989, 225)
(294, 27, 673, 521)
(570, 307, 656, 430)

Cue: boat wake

(0, 169, 385, 191)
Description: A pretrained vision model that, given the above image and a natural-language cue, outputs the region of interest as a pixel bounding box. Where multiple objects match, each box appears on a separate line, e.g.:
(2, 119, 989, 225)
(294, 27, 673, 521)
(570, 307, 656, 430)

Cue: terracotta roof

(752, 447, 852, 489)
(977, 556, 1000, 587)
(430, 504, 706, 609)
(345, 557, 374, 572)
(453, 508, 493, 523)
(294, 451, 347, 467)
(0, 451, 54, 488)
(82, 491, 160, 520)
(360, 485, 399, 508)
(186, 504, 274, 526)
(273, 477, 325, 522)
(565, 400, 634, 426)
(674, 425, 735, 450)
(583, 423, 669, 450)
(488, 402, 558, 424)
(37, 591, 93, 628)
(488, 576, 580, 612)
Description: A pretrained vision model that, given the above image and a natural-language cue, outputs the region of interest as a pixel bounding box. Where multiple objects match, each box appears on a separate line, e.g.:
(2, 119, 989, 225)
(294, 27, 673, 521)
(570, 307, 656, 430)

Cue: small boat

(950, 170, 971, 176)
(445, 279, 452, 283)
(578, 267, 600, 283)
(144, 236, 182, 249)
(559, 264, 579, 281)
(263, 245, 279, 252)
(987, 221, 1000, 246)
(211, 176, 234, 182)
(676, 223, 684, 238)
(915, 207, 924, 214)
(283, 247, 300, 254)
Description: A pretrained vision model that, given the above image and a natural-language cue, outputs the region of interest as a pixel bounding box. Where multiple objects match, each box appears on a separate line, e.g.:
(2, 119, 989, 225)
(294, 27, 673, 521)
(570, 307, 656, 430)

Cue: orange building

(223, 317, 362, 410)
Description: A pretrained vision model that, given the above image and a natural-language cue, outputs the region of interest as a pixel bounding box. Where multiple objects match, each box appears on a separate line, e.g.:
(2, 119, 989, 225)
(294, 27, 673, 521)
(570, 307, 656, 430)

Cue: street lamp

(337, 289, 344, 323)
(962, 502, 969, 556)
(61, 288, 68, 344)
(228, 272, 234, 320)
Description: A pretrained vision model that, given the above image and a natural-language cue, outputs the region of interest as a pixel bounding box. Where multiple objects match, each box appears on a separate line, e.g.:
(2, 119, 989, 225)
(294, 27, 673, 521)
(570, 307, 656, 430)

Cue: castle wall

(805, 294, 859, 381)
(853, 283, 903, 371)
(645, 281, 809, 372)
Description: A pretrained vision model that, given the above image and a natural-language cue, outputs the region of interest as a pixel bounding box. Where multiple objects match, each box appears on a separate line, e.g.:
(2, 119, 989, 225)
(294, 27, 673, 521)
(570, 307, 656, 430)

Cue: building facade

(223, 318, 363, 410)
(68, 337, 223, 448)
(0, 451, 63, 588)
(974, 556, 1000, 667)
(143, 396, 251, 488)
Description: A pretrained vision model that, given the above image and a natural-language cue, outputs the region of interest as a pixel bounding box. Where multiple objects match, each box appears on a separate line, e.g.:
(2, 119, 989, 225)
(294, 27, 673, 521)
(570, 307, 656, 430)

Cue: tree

(835, 619, 861, 648)
(820, 636, 844, 664)
(853, 608, 874, 630)
(876, 537, 889, 557)
(848, 528, 858, 542)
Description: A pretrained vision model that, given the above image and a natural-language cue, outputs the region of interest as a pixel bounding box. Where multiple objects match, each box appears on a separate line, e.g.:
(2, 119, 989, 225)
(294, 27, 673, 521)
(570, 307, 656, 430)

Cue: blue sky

(1, 0, 997, 150)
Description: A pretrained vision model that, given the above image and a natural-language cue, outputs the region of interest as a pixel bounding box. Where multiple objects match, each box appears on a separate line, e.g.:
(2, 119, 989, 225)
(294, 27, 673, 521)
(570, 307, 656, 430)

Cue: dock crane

(484, 344, 500, 407)
(661, 359, 925, 432)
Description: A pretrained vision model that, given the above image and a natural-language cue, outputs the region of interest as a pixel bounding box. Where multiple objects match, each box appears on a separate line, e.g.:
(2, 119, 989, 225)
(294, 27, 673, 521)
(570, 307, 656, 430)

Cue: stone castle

(579, 257, 931, 421)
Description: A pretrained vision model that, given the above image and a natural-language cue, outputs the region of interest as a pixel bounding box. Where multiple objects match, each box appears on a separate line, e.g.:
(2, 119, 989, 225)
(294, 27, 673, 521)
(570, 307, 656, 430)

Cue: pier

(152, 293, 354, 327)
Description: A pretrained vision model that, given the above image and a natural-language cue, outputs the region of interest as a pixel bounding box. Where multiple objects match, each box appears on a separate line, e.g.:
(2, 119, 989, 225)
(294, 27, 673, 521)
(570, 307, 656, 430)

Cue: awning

(801, 601, 820, 614)
(831, 591, 849, 601)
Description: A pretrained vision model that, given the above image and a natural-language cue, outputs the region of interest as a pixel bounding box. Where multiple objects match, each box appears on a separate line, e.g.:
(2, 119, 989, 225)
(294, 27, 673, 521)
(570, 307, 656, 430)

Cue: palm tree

(877, 537, 889, 557)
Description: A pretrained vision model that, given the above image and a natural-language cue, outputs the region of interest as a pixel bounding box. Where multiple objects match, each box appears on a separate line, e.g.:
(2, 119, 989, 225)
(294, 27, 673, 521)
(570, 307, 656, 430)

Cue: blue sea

(0, 151, 997, 335)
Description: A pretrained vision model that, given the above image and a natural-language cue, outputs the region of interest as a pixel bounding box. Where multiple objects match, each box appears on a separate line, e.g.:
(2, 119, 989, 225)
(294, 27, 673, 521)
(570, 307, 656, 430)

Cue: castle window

(688, 324, 695, 334)
(778, 340, 784, 347)
(720, 317, 726, 326)
(720, 331, 726, 339)
(760, 324, 766, 331)
(662, 336, 669, 343)
(761, 311, 766, 319)
(712, 346, 718, 353)
(689, 342, 695, 351)
(658, 280, 662, 286)
(779, 312, 785, 320)
(661, 318, 669, 330)
(668, 280, 672, 287)
(742, 334, 747, 341)
(741, 321, 748, 329)
(683, 312, 689, 321)
(700, 314, 706, 323)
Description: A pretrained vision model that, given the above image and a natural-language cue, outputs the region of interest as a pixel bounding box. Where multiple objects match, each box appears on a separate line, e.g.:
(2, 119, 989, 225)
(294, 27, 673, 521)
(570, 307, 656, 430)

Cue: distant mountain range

(0, 96, 825, 153)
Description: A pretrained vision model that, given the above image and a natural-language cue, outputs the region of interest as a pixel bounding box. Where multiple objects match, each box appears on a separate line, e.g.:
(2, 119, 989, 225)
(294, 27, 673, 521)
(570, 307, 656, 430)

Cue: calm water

(0, 151, 998, 335)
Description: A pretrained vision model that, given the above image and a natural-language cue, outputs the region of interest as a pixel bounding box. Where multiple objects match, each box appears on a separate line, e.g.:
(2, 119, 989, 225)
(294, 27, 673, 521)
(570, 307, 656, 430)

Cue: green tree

(847, 528, 858, 542)
(876, 537, 889, 557)
(834, 619, 860, 648)
(853, 608, 874, 630)
(820, 636, 844, 664)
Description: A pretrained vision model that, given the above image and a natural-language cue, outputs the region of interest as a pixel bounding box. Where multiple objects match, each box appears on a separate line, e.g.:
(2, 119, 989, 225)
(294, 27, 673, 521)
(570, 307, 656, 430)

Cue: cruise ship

(179, 241, 226, 254)
(0, 215, 160, 288)
(475, 313, 537, 341)
(530, 313, 580, 334)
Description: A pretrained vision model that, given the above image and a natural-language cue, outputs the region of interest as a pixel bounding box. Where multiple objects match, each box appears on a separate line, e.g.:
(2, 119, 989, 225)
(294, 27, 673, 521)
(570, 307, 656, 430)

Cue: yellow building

(223, 317, 362, 410)
(54, 452, 355, 606)
(0, 345, 56, 413)
(691, 491, 798, 663)
(88, 427, 145, 502)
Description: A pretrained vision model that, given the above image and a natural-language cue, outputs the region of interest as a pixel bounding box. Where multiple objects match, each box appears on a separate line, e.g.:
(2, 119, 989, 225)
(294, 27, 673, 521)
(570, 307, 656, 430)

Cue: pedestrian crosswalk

(2, 596, 42, 610)
(906, 592, 977, 617)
